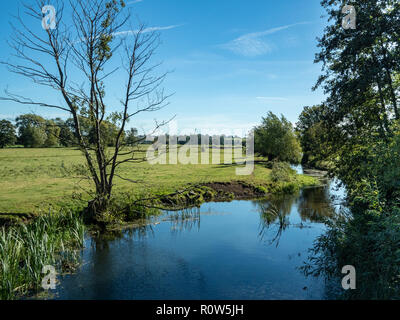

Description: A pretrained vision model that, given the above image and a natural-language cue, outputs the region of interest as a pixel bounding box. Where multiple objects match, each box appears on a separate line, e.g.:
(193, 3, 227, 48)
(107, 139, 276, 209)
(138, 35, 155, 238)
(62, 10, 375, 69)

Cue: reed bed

(0, 210, 85, 300)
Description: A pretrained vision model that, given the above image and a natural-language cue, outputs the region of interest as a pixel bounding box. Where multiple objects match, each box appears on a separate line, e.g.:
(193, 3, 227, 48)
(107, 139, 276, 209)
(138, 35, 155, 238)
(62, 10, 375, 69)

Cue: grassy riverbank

(0, 147, 318, 299)
(0, 147, 318, 216)
(0, 210, 85, 300)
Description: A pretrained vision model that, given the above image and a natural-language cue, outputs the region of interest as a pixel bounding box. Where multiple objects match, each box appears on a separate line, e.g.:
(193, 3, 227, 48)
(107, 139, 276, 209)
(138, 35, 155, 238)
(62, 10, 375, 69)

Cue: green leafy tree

(302, 0, 400, 299)
(312, 0, 400, 185)
(44, 120, 61, 147)
(254, 112, 302, 164)
(125, 128, 138, 146)
(78, 116, 122, 147)
(53, 118, 76, 147)
(101, 121, 123, 147)
(16, 114, 47, 148)
(0, 120, 16, 148)
(296, 105, 333, 167)
(315, 0, 400, 142)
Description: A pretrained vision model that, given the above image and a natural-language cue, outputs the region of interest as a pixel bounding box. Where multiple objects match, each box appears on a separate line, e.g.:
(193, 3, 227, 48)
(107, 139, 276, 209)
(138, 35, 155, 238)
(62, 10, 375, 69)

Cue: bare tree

(0, 0, 171, 219)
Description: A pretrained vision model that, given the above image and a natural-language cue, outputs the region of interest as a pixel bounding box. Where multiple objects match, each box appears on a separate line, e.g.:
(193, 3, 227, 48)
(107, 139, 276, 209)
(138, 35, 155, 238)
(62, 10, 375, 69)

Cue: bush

(88, 192, 162, 226)
(254, 112, 302, 164)
(270, 162, 295, 183)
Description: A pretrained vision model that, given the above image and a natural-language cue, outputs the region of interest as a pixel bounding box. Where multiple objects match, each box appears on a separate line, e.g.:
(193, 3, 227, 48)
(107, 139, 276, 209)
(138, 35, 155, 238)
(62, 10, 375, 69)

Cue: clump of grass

(0, 210, 85, 300)
(85, 192, 163, 228)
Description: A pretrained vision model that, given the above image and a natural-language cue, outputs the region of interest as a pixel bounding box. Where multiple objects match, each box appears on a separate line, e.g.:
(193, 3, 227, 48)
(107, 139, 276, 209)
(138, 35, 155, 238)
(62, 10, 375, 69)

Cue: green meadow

(0, 146, 316, 214)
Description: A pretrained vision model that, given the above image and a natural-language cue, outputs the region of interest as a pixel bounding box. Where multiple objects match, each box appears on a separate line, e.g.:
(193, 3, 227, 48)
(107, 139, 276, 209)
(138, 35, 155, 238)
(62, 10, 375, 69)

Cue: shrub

(254, 112, 302, 163)
(270, 162, 295, 183)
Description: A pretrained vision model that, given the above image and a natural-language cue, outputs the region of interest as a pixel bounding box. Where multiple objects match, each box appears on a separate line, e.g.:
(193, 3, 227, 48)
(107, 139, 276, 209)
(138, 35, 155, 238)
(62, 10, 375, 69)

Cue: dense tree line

(0, 114, 137, 149)
(295, 105, 331, 169)
(153, 134, 245, 146)
(299, 0, 400, 299)
(0, 115, 251, 150)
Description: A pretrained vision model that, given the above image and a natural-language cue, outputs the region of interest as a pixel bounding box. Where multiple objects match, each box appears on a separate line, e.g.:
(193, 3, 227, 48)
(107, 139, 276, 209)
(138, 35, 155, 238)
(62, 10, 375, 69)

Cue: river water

(52, 178, 346, 300)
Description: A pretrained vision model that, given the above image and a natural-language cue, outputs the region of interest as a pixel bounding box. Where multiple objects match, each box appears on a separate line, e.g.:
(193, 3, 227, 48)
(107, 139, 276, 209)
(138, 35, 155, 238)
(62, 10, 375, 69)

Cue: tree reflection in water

(258, 203, 291, 247)
(91, 208, 203, 248)
(254, 183, 337, 246)
(92, 183, 337, 249)
(297, 186, 336, 223)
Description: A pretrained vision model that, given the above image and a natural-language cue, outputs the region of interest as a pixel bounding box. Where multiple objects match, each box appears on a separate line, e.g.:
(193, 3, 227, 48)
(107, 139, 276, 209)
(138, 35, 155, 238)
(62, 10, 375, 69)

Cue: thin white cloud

(72, 25, 182, 44)
(113, 24, 183, 37)
(256, 96, 288, 101)
(126, 0, 143, 4)
(220, 22, 310, 57)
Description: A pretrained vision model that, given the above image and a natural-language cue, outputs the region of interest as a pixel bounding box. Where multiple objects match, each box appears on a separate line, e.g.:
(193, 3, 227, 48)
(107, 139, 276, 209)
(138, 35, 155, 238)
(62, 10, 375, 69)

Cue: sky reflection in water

(54, 181, 345, 300)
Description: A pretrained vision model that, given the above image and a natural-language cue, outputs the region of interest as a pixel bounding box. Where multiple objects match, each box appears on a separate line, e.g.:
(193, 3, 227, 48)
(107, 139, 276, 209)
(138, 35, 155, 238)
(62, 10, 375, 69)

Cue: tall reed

(0, 210, 85, 300)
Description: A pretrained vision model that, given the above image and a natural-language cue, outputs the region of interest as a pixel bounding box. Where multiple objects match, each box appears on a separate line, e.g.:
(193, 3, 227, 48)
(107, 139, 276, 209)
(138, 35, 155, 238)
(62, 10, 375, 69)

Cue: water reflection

(87, 181, 341, 253)
(92, 182, 338, 248)
(254, 181, 337, 246)
(53, 183, 340, 300)
(164, 208, 201, 234)
(258, 203, 291, 247)
(297, 186, 336, 222)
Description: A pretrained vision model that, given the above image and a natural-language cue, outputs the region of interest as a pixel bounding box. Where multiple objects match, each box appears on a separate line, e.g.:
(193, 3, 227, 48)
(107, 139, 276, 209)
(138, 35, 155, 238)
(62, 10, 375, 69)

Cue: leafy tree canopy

(0, 120, 16, 148)
(254, 112, 302, 164)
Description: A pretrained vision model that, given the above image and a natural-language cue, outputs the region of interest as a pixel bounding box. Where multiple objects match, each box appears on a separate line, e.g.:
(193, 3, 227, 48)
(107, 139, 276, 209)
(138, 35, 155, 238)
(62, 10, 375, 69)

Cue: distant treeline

(150, 135, 246, 147)
(0, 114, 138, 148)
(0, 114, 245, 148)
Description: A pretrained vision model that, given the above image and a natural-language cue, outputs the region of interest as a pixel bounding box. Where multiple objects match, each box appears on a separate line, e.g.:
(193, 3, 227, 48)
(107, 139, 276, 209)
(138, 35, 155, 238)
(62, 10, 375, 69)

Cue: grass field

(0, 146, 316, 214)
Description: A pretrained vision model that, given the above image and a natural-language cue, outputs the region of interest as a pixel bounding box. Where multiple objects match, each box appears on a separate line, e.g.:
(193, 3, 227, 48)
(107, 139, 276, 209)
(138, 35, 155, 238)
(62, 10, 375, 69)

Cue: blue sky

(0, 0, 327, 136)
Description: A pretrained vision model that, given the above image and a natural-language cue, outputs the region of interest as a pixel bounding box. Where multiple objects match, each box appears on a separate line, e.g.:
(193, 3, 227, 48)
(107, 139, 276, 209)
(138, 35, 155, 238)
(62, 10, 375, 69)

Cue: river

(52, 177, 346, 300)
